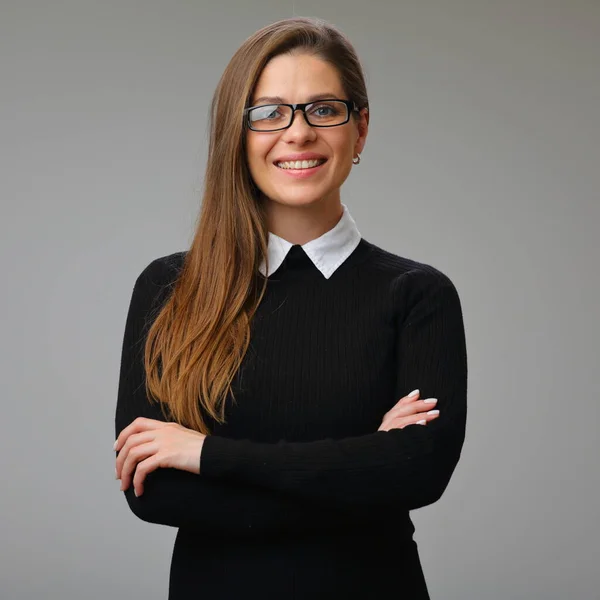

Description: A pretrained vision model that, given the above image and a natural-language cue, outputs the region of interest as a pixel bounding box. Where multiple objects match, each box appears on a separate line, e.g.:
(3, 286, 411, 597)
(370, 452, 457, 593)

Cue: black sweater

(115, 238, 468, 600)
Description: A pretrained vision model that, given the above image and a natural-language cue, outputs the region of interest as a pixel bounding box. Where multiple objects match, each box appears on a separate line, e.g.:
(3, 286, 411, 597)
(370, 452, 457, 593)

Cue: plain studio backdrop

(1, 1, 598, 598)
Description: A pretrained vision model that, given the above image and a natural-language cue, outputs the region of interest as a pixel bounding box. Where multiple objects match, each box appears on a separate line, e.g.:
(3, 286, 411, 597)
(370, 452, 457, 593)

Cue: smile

(275, 158, 327, 170)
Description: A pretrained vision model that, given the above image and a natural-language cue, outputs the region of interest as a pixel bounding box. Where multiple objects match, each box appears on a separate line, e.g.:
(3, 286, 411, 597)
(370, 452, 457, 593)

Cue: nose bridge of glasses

(287, 103, 314, 130)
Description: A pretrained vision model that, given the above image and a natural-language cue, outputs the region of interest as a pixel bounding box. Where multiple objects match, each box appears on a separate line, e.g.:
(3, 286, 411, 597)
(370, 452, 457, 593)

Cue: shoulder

(128, 251, 188, 317)
(136, 250, 187, 287)
(359, 239, 464, 326)
(361, 238, 457, 293)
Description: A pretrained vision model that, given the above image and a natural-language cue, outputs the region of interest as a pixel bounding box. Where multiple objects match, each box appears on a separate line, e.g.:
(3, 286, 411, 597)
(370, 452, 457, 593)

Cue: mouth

(274, 158, 328, 170)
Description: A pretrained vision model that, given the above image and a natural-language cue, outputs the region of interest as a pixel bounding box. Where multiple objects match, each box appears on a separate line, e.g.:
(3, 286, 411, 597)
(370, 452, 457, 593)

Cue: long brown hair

(144, 17, 370, 434)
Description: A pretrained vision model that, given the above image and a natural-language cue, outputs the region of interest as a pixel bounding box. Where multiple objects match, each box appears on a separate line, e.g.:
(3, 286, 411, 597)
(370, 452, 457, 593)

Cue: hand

(114, 417, 207, 497)
(378, 389, 440, 432)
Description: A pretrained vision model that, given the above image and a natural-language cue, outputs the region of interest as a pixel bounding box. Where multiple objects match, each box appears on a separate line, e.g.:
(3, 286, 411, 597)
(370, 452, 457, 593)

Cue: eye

(311, 104, 336, 117)
(250, 104, 284, 121)
(310, 102, 344, 117)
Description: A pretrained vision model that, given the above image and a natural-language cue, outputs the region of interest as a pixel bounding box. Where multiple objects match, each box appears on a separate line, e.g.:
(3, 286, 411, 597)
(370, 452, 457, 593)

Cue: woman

(114, 16, 467, 600)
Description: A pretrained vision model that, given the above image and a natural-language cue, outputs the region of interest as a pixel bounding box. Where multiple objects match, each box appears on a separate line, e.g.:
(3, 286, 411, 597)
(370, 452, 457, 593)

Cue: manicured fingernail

(134, 489, 138, 497)
(408, 389, 419, 398)
(115, 468, 119, 480)
(423, 398, 437, 404)
(417, 419, 426, 425)
(427, 409, 440, 415)
(113, 440, 118, 450)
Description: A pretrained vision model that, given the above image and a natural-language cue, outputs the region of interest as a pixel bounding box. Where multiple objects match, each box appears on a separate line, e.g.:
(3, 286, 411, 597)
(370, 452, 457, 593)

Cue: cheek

(328, 131, 355, 162)
(245, 138, 258, 168)
(246, 136, 272, 175)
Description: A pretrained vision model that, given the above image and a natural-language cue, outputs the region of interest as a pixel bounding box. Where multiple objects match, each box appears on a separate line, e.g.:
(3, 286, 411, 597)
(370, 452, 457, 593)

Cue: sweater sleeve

(199, 268, 468, 516)
(115, 259, 361, 537)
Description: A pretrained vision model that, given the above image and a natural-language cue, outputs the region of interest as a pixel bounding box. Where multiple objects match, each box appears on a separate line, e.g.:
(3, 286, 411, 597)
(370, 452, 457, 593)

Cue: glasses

(244, 99, 359, 132)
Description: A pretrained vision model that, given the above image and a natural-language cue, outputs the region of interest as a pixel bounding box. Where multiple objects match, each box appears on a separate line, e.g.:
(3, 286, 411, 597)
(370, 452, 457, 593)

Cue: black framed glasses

(244, 99, 359, 132)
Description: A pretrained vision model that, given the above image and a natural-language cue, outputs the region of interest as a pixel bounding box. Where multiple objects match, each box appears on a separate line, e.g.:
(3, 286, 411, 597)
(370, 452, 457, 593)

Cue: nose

(281, 109, 317, 144)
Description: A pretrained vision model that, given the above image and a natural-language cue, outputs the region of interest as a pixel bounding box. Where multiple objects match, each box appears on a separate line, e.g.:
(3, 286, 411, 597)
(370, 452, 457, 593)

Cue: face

(245, 52, 368, 210)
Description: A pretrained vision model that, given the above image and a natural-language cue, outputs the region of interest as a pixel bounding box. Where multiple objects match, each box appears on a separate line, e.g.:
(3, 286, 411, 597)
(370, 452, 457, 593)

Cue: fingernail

(134, 489, 138, 497)
(113, 440, 118, 451)
(417, 419, 426, 425)
(408, 389, 419, 398)
(427, 409, 440, 415)
(423, 398, 437, 404)
(115, 468, 119, 480)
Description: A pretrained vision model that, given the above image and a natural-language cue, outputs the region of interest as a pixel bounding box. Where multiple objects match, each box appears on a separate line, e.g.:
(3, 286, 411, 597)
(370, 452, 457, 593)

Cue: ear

(354, 107, 369, 156)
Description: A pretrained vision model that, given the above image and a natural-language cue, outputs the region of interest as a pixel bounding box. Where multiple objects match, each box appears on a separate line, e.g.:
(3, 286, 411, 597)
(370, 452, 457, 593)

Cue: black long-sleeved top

(115, 238, 468, 600)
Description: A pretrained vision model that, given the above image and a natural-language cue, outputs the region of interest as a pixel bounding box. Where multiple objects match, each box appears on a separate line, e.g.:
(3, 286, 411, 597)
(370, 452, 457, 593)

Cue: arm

(199, 268, 468, 517)
(115, 259, 360, 537)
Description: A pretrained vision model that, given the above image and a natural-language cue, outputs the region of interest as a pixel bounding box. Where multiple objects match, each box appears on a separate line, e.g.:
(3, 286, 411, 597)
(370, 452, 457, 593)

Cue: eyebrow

(251, 93, 342, 105)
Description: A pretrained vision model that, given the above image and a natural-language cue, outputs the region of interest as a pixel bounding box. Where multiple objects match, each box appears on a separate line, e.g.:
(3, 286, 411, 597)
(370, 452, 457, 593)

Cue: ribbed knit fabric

(115, 238, 468, 600)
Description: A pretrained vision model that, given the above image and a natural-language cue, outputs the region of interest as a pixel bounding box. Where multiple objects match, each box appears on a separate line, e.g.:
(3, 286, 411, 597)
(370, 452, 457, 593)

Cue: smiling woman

(245, 52, 367, 207)
(114, 15, 467, 600)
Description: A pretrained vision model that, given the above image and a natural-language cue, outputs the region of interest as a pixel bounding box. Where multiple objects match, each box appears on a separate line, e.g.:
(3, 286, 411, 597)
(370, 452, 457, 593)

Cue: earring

(352, 153, 361, 165)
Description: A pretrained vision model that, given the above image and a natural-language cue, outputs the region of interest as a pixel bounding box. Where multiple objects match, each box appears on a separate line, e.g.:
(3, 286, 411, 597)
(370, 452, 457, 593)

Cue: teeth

(276, 159, 324, 170)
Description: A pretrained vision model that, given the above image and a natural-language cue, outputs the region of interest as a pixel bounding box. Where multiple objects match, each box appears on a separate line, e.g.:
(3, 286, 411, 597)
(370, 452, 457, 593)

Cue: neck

(264, 197, 344, 245)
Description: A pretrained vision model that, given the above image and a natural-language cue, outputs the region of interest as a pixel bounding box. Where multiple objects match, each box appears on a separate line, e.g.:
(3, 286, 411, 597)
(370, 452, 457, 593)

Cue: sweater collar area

(258, 203, 361, 279)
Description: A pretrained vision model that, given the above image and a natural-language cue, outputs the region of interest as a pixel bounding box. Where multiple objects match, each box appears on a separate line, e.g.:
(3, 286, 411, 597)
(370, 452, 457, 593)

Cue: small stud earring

(352, 153, 361, 165)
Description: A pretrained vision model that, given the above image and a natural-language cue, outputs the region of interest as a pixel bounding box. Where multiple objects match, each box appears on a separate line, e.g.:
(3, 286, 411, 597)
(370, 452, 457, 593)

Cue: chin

(268, 194, 329, 208)
(260, 184, 327, 205)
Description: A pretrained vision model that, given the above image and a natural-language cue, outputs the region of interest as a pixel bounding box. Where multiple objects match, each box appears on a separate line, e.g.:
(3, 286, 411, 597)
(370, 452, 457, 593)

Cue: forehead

(251, 53, 344, 103)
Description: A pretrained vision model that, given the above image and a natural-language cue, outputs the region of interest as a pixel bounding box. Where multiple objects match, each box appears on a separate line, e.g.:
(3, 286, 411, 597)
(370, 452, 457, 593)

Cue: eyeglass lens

(248, 101, 349, 131)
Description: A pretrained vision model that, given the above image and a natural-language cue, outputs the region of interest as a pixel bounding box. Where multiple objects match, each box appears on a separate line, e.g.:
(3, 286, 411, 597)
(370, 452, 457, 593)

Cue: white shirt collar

(258, 203, 361, 279)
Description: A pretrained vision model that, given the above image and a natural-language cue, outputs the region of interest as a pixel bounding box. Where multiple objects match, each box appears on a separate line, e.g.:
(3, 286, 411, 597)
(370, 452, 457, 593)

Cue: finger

(116, 430, 156, 478)
(114, 417, 166, 452)
(405, 409, 440, 428)
(118, 432, 157, 485)
(132, 454, 162, 497)
(379, 408, 440, 432)
(381, 389, 420, 421)
(398, 389, 420, 405)
(386, 397, 438, 420)
(120, 441, 158, 492)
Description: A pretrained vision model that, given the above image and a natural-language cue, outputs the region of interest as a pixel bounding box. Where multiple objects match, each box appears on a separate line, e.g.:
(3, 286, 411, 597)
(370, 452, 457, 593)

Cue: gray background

(1, 1, 598, 598)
